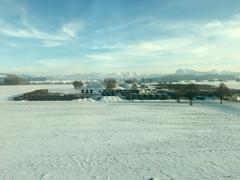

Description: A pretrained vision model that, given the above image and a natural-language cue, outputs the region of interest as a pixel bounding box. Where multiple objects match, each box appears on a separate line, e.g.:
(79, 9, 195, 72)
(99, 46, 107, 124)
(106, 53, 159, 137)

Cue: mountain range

(1, 69, 240, 82)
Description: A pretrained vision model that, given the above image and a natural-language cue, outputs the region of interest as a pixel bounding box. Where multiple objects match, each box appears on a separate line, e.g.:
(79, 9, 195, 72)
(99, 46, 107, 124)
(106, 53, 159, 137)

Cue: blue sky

(0, 0, 240, 75)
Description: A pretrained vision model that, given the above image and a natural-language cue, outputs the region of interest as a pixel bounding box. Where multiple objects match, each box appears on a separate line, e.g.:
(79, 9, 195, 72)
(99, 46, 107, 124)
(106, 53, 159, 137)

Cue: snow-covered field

(0, 100, 240, 180)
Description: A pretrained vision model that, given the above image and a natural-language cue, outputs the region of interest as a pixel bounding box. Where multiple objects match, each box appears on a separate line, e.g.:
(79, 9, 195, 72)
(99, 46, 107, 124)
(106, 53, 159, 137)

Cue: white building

(119, 82, 131, 90)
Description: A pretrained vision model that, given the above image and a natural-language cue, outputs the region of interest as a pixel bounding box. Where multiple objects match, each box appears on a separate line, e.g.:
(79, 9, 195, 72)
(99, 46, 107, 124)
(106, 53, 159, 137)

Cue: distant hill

(0, 69, 239, 83)
(139, 69, 240, 83)
(45, 72, 164, 81)
(160, 69, 240, 82)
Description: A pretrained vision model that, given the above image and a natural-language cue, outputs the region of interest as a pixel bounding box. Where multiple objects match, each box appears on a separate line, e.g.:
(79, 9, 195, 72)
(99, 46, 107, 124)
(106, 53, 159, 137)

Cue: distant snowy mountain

(175, 69, 197, 75)
(160, 69, 240, 81)
(0, 69, 239, 82)
(45, 72, 163, 80)
(175, 69, 239, 76)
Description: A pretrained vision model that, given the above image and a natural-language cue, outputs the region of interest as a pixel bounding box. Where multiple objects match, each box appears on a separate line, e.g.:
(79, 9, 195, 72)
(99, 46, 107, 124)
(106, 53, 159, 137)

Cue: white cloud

(62, 21, 84, 38)
(84, 14, 240, 73)
(129, 38, 193, 53)
(0, 58, 87, 75)
(8, 42, 17, 48)
(202, 15, 240, 38)
(0, 28, 68, 41)
(0, 20, 83, 41)
(0, 8, 84, 47)
(42, 40, 64, 47)
(204, 20, 222, 29)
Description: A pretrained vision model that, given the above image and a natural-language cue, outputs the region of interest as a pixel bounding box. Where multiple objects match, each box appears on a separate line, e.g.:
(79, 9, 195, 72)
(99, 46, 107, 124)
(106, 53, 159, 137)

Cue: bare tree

(73, 81, 84, 90)
(104, 78, 117, 90)
(4, 74, 29, 85)
(131, 82, 139, 90)
(184, 83, 199, 106)
(175, 84, 184, 103)
(216, 83, 229, 104)
(140, 84, 147, 92)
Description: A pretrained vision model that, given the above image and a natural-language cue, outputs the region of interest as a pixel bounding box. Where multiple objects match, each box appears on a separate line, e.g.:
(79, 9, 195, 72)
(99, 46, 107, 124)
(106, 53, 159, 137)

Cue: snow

(99, 96, 124, 102)
(73, 98, 95, 102)
(0, 100, 240, 180)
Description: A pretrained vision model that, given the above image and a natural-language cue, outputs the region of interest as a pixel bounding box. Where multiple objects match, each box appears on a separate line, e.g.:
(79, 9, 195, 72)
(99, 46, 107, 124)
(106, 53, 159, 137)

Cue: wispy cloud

(41, 40, 64, 47)
(0, 8, 84, 47)
(62, 21, 84, 38)
(203, 15, 240, 38)
(0, 28, 67, 41)
(0, 58, 87, 75)
(83, 14, 240, 73)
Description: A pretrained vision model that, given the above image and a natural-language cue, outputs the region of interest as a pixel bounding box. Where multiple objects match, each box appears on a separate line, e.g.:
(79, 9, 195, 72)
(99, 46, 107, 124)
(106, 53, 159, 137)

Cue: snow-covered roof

(119, 83, 131, 89)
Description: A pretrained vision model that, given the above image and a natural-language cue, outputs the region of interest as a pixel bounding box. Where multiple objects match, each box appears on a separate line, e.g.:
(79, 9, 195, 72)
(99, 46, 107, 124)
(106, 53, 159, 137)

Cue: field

(0, 100, 240, 180)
